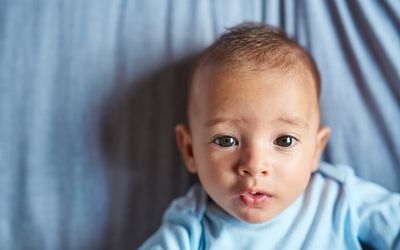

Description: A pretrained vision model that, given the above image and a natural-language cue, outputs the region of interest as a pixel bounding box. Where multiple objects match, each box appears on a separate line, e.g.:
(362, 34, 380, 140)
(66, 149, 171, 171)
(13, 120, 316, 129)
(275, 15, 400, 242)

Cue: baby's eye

(274, 135, 297, 148)
(212, 136, 238, 148)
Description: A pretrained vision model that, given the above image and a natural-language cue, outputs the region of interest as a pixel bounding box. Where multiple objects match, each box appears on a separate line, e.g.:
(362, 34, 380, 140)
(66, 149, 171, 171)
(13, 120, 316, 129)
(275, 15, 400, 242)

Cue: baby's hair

(192, 22, 321, 97)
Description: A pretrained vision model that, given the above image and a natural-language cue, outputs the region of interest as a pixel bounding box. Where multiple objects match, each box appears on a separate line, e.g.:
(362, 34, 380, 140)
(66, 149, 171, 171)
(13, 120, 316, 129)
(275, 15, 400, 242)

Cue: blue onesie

(139, 162, 400, 250)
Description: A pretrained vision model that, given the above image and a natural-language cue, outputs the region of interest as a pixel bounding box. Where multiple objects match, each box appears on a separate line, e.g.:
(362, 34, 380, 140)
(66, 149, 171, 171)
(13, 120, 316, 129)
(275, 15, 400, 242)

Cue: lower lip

(240, 193, 272, 207)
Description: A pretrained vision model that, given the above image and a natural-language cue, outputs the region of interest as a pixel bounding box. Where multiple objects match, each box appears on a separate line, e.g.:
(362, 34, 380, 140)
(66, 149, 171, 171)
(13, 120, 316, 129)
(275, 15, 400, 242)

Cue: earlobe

(175, 124, 197, 173)
(312, 126, 331, 172)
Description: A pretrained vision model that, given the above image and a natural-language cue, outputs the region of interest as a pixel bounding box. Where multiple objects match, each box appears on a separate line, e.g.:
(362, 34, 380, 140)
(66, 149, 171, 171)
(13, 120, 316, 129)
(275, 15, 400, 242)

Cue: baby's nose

(238, 145, 270, 177)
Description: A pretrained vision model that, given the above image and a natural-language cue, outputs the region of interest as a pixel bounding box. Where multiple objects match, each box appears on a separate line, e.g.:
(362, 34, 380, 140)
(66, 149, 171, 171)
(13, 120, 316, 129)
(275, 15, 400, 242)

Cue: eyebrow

(204, 116, 308, 129)
(276, 116, 309, 129)
(203, 117, 243, 127)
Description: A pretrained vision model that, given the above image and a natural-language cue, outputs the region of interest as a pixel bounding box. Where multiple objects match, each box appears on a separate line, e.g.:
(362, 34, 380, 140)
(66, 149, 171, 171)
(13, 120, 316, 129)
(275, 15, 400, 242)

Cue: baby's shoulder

(308, 161, 360, 203)
(139, 185, 207, 249)
(163, 184, 208, 224)
(316, 161, 356, 184)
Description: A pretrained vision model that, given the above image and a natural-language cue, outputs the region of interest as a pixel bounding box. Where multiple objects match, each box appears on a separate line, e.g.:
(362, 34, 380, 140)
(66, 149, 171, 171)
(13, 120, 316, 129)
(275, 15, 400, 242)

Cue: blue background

(0, 0, 399, 249)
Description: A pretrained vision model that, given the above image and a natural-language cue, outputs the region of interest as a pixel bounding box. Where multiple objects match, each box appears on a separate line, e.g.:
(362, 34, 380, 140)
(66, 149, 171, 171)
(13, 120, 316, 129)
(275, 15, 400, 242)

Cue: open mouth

(240, 191, 272, 207)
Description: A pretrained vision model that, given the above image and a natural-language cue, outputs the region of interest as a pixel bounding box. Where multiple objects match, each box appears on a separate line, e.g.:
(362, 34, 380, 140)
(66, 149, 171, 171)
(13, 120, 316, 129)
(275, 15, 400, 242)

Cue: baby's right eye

(212, 136, 238, 148)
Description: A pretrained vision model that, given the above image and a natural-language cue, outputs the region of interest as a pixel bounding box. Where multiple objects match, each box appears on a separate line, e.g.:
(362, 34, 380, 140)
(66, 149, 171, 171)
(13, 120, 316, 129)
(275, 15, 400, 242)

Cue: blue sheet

(0, 0, 398, 249)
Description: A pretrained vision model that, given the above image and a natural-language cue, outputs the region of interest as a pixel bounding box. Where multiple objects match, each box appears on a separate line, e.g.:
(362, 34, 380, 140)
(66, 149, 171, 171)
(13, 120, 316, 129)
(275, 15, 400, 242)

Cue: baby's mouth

(239, 190, 272, 207)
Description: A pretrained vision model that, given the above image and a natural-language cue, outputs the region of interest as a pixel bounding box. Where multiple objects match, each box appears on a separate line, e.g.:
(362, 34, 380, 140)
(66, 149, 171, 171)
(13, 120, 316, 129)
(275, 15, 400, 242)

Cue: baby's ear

(312, 126, 331, 172)
(175, 124, 197, 173)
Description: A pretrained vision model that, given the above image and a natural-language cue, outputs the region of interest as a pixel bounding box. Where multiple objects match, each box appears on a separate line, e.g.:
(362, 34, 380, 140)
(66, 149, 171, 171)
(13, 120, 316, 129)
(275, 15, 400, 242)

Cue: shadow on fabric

(98, 54, 200, 248)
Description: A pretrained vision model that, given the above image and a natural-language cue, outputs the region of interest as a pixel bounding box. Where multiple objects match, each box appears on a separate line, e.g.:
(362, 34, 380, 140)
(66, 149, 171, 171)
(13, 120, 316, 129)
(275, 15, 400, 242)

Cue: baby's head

(175, 23, 331, 224)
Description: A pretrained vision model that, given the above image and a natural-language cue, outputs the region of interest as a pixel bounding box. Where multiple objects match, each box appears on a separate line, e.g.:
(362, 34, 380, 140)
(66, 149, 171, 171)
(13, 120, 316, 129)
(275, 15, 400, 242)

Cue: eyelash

(211, 135, 299, 148)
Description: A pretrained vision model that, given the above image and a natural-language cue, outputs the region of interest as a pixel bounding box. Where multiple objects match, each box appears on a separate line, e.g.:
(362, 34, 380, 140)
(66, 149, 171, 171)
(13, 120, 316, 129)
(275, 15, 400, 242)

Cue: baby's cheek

(203, 162, 237, 185)
(209, 150, 238, 165)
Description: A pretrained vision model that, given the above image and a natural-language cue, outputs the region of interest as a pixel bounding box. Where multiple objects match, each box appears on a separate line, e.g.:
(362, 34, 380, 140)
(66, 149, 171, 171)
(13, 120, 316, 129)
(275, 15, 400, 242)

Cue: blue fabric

(139, 162, 400, 250)
(0, 1, 399, 249)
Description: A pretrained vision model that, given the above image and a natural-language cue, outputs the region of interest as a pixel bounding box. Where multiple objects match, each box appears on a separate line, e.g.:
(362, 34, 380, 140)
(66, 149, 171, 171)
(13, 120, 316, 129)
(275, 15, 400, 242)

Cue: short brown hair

(193, 22, 321, 97)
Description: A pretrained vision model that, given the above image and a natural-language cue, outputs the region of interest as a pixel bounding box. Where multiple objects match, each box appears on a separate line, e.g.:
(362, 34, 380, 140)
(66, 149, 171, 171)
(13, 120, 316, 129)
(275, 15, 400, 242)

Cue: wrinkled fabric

(0, 0, 399, 249)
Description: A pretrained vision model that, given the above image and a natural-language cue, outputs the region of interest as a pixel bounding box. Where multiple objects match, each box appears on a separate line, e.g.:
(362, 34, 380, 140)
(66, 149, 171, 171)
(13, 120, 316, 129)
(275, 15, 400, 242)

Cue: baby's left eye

(274, 135, 297, 148)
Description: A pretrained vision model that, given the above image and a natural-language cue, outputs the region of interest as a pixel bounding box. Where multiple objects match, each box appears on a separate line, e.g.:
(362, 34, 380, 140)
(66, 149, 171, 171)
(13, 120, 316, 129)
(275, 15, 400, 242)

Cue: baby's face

(176, 68, 330, 223)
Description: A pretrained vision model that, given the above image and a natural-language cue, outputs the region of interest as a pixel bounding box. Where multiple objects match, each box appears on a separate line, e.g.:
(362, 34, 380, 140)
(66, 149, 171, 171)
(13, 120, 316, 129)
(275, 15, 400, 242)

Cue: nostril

(240, 169, 251, 176)
(239, 167, 268, 177)
(238, 167, 252, 176)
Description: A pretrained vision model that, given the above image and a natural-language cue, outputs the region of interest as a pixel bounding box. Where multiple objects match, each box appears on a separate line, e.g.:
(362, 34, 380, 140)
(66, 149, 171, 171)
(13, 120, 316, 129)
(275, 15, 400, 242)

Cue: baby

(140, 23, 400, 250)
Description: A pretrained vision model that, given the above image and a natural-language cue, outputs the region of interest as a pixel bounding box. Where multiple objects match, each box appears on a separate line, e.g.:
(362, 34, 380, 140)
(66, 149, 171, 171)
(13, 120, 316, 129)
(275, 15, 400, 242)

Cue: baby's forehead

(188, 64, 320, 125)
(191, 64, 316, 95)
